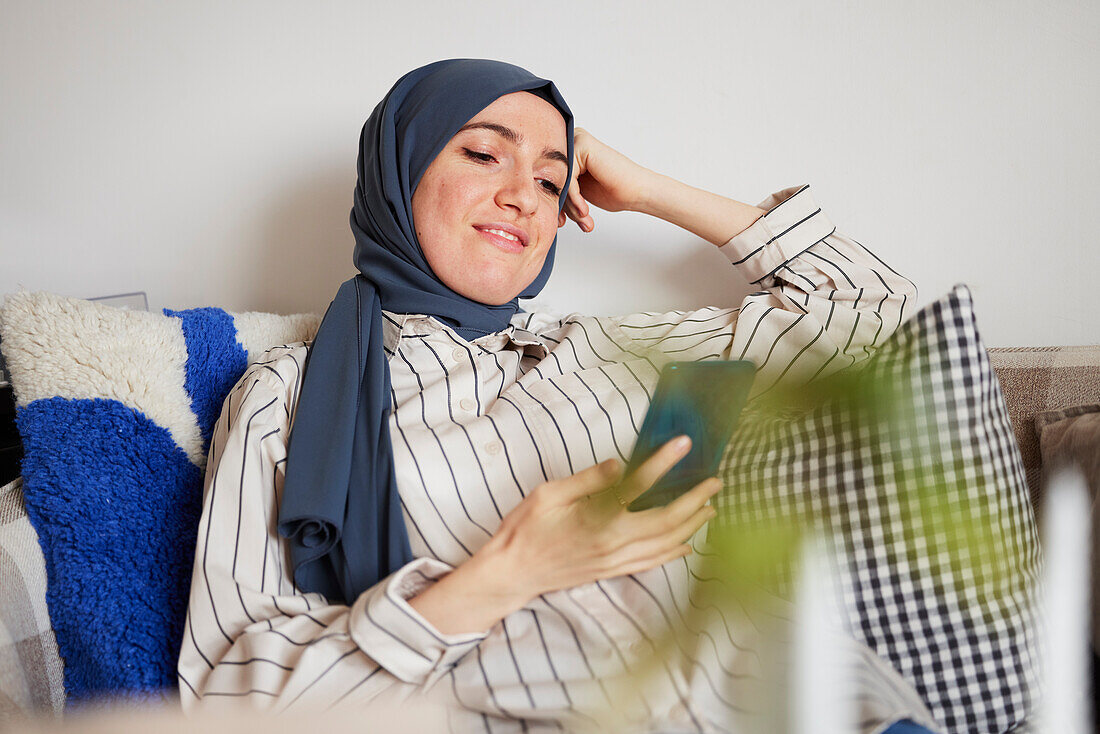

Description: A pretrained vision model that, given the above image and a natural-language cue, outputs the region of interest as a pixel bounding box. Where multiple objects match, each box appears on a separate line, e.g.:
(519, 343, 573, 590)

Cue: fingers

(555, 458, 623, 502)
(666, 503, 715, 545)
(620, 475, 720, 540)
(567, 139, 593, 232)
(618, 435, 693, 504)
(662, 476, 722, 520)
(614, 543, 693, 578)
(605, 505, 715, 577)
(566, 175, 592, 232)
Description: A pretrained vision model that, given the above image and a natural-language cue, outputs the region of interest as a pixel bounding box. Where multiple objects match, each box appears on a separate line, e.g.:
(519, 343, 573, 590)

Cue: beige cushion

(1036, 404, 1100, 497)
(989, 346, 1100, 521)
(1033, 404, 1100, 651)
(0, 478, 64, 722)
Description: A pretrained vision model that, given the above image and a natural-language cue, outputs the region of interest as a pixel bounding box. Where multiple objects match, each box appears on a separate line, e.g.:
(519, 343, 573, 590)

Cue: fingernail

(674, 435, 691, 452)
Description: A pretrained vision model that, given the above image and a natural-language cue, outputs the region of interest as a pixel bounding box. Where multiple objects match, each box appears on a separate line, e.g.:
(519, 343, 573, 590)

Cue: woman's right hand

(408, 436, 719, 635)
(485, 435, 720, 603)
(560, 128, 658, 233)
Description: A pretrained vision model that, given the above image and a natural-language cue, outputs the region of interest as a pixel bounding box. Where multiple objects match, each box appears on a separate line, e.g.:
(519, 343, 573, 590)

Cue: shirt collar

(381, 310, 550, 356)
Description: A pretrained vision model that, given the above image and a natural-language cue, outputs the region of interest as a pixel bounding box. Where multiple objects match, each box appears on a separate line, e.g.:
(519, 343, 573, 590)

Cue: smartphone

(625, 360, 755, 512)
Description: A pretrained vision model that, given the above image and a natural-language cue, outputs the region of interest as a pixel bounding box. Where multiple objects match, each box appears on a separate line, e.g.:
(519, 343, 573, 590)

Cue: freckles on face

(410, 91, 568, 306)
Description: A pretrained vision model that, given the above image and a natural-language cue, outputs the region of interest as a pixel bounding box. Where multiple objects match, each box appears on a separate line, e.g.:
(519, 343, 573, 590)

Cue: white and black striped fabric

(179, 184, 940, 731)
(715, 284, 1041, 733)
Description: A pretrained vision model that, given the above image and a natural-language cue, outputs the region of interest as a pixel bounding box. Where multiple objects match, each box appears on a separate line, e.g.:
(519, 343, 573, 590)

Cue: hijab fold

(278, 59, 574, 605)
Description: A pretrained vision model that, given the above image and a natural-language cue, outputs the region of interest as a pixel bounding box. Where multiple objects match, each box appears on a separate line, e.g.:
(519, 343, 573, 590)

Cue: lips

(473, 223, 528, 247)
(475, 226, 525, 254)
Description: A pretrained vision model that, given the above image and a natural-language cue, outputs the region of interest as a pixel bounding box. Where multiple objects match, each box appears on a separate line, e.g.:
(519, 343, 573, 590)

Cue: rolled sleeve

(349, 557, 488, 686)
(719, 184, 837, 286)
(711, 184, 917, 394)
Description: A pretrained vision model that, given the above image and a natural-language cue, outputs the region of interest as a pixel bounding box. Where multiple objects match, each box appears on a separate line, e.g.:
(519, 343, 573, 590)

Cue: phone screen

(625, 360, 755, 511)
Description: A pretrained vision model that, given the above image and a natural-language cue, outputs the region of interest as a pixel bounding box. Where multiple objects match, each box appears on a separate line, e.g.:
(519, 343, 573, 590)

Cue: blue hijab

(278, 59, 575, 605)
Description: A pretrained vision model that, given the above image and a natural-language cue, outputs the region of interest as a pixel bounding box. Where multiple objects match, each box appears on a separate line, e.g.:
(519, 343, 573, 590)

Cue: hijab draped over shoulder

(278, 59, 575, 605)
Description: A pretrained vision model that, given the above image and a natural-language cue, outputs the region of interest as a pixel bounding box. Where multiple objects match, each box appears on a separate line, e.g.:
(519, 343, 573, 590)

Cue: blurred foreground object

(14, 696, 448, 733)
(793, 534, 853, 734)
(1039, 466, 1092, 731)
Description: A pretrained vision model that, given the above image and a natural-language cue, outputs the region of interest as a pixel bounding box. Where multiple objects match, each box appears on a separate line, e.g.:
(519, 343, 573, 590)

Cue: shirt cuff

(348, 557, 488, 686)
(718, 184, 837, 286)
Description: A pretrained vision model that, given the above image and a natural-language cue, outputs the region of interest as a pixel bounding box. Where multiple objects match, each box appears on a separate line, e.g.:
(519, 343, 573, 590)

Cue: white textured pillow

(0, 291, 319, 466)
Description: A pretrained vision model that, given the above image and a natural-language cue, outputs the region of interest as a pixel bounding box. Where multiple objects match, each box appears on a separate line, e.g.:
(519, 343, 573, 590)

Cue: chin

(466, 288, 521, 307)
(451, 270, 537, 307)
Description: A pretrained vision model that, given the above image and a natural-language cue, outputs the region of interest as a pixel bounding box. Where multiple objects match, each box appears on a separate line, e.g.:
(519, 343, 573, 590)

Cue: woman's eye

(464, 148, 561, 196)
(463, 148, 496, 163)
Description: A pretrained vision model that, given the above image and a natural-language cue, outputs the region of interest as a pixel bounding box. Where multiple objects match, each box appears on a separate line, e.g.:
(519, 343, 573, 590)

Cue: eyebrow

(456, 121, 569, 166)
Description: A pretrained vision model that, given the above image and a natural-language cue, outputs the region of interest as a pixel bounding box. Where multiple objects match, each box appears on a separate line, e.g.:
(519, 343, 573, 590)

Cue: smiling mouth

(474, 226, 526, 253)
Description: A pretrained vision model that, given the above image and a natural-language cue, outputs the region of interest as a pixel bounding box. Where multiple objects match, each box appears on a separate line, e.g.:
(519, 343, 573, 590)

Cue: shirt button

(485, 442, 501, 455)
(451, 348, 466, 363)
(459, 398, 475, 411)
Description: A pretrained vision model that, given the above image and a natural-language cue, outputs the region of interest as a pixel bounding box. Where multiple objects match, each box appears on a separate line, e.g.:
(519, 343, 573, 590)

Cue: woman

(178, 59, 937, 732)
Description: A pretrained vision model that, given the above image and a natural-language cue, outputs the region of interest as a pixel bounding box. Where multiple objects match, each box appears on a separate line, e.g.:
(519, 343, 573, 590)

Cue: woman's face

(412, 91, 570, 306)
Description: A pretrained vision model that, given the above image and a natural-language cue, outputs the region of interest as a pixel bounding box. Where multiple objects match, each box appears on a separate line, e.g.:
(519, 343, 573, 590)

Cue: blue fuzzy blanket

(2, 293, 317, 705)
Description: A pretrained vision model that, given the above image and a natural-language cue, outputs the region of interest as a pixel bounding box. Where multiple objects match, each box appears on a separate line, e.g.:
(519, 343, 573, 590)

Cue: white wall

(2, 0, 1097, 347)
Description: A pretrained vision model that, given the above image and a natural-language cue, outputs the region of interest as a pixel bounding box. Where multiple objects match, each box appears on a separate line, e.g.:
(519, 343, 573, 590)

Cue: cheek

(523, 220, 558, 275)
(415, 183, 464, 245)
(536, 209, 560, 248)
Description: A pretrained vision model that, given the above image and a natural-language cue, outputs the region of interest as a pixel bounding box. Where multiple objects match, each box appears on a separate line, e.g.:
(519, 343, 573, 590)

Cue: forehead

(460, 91, 567, 149)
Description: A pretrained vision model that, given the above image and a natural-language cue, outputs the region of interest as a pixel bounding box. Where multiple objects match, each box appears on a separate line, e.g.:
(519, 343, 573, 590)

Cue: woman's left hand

(560, 128, 656, 233)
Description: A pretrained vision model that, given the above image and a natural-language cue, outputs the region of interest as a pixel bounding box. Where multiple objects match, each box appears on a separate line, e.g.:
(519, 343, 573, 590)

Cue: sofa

(0, 289, 1096, 731)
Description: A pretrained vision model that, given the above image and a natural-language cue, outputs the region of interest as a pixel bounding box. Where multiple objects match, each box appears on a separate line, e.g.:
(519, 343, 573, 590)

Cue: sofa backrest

(989, 345, 1100, 522)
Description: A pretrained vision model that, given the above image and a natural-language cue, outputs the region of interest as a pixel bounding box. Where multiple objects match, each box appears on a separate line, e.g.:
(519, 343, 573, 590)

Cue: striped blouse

(178, 184, 938, 732)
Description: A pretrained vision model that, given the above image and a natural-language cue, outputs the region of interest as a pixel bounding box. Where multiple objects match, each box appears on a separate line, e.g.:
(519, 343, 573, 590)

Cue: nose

(495, 164, 539, 217)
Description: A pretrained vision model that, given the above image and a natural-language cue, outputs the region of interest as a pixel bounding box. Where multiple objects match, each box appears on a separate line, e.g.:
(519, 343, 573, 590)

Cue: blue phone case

(625, 360, 755, 511)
